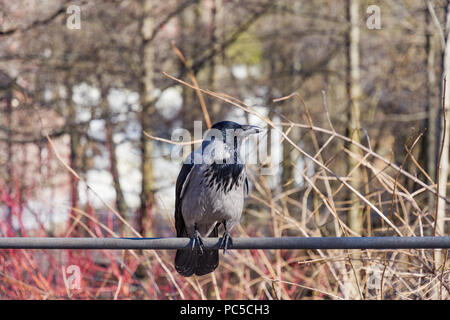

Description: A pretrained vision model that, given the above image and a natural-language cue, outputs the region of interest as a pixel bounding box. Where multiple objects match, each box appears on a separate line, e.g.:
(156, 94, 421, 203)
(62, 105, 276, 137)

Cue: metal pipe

(0, 236, 449, 250)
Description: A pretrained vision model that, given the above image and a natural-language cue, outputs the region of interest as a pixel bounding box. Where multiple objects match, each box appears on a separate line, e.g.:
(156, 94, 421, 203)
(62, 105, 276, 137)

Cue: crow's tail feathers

(174, 227, 219, 277)
(175, 248, 219, 277)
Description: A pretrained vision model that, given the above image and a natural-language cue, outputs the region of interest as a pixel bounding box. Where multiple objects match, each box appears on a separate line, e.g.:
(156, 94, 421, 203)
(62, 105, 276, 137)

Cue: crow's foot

(191, 224, 204, 255)
(220, 221, 233, 254)
(220, 231, 233, 254)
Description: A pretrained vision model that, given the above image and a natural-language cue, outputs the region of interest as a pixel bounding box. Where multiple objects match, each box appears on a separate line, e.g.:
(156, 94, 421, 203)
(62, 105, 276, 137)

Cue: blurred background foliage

(0, 0, 448, 299)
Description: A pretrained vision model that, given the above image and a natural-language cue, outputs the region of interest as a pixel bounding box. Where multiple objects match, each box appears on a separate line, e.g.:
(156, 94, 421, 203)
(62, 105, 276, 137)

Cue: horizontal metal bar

(0, 236, 449, 250)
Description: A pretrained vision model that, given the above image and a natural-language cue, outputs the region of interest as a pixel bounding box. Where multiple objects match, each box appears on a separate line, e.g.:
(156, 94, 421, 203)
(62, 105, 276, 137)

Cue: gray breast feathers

(179, 163, 247, 235)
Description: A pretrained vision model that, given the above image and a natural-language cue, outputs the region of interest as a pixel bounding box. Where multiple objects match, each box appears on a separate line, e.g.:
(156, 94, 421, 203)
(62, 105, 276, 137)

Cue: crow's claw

(220, 231, 233, 254)
(191, 229, 204, 255)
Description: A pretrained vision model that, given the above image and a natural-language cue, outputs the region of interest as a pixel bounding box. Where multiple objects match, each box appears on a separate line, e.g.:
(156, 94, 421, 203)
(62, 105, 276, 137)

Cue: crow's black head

(209, 121, 260, 140)
(212, 121, 243, 131)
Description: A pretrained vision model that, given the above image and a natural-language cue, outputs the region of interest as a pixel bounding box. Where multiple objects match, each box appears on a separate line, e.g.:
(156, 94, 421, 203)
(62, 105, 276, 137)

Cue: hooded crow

(174, 121, 260, 277)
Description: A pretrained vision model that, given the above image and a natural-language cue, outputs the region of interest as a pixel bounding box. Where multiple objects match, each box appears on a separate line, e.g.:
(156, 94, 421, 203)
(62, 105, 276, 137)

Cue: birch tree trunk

(346, 0, 363, 299)
(346, 0, 362, 235)
(424, 7, 438, 211)
(425, 7, 438, 180)
(435, 0, 450, 273)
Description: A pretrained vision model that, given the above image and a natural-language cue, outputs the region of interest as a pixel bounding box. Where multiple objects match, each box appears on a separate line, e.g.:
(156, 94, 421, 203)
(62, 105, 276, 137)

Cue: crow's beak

(241, 125, 261, 135)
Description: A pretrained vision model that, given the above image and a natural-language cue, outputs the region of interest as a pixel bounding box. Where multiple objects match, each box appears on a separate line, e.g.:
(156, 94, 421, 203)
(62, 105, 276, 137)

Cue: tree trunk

(345, 0, 363, 299)
(4, 76, 13, 232)
(101, 85, 128, 234)
(435, 0, 450, 272)
(346, 0, 362, 235)
(67, 83, 84, 236)
(424, 7, 438, 212)
(106, 122, 128, 227)
(139, 0, 156, 236)
(209, 0, 221, 116)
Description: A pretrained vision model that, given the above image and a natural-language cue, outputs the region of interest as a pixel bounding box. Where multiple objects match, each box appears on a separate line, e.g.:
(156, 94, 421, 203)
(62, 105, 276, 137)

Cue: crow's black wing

(174, 161, 220, 277)
(174, 162, 194, 237)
